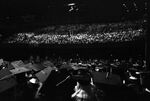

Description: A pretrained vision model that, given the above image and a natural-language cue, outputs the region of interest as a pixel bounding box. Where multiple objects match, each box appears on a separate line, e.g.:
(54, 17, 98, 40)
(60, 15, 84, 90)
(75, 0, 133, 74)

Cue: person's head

(77, 79, 91, 86)
(76, 69, 91, 86)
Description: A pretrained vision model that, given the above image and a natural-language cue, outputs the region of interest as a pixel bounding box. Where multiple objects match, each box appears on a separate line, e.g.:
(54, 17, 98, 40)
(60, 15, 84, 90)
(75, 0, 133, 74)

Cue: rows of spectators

(37, 20, 144, 34)
(4, 20, 145, 45)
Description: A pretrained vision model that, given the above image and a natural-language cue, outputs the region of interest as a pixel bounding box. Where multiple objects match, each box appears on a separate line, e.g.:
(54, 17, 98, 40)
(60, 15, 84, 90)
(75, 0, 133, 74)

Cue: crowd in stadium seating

(4, 20, 145, 45)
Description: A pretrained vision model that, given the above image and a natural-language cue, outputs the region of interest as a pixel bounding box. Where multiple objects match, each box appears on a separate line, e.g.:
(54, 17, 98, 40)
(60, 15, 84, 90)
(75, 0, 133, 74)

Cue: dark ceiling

(0, 0, 147, 26)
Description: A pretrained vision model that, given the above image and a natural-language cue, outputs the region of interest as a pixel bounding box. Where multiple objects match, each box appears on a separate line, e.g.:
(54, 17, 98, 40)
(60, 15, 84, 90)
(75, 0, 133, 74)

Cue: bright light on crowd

(5, 20, 144, 45)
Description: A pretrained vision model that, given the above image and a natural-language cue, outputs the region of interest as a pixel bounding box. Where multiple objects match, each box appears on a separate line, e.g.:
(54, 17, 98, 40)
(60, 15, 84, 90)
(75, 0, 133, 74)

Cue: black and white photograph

(0, 0, 149, 101)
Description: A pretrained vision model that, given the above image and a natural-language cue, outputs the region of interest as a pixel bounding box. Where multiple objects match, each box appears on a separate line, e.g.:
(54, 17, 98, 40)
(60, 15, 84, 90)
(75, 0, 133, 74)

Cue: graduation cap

(25, 63, 45, 72)
(0, 69, 17, 93)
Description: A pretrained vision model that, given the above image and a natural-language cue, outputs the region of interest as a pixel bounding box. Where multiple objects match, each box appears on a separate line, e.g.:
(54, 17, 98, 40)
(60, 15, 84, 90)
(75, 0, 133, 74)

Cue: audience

(4, 20, 145, 45)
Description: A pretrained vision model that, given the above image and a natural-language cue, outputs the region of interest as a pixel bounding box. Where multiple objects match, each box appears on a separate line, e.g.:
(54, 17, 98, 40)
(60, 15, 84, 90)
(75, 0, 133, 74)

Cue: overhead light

(68, 3, 75, 6)
(67, 2, 79, 12)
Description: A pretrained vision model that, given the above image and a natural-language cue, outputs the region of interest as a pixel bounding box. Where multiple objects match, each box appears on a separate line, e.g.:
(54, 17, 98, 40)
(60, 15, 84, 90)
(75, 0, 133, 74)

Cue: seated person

(71, 69, 103, 101)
